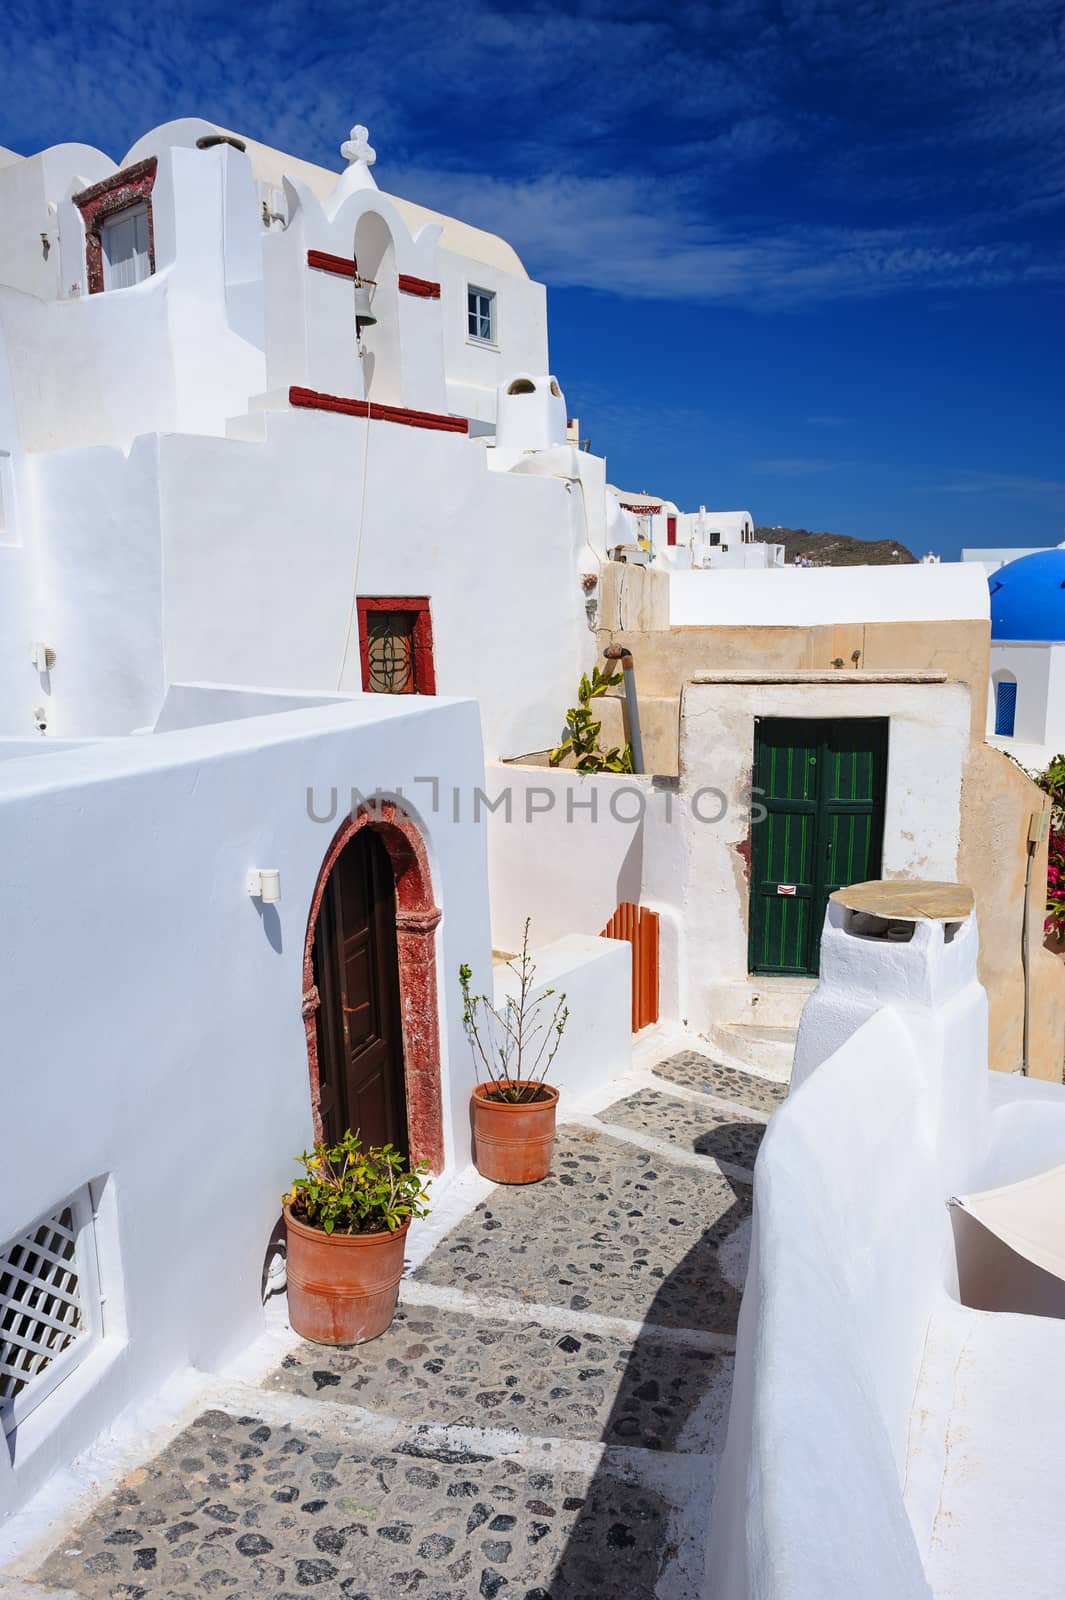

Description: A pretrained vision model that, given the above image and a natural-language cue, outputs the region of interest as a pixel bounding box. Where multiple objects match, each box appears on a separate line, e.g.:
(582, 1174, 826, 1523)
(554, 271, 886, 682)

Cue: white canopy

(951, 1162, 1065, 1282)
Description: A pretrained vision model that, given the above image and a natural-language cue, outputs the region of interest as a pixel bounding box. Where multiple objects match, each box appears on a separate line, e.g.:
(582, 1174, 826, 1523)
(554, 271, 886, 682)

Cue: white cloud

(926, 472, 1065, 497)
(388, 163, 1065, 306)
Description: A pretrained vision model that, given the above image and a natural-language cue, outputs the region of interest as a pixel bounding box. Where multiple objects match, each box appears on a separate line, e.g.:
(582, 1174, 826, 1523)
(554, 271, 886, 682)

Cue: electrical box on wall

(1028, 810, 1050, 844)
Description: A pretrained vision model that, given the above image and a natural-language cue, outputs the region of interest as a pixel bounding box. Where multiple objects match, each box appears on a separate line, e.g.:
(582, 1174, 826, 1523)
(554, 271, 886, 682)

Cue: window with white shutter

(100, 203, 152, 290)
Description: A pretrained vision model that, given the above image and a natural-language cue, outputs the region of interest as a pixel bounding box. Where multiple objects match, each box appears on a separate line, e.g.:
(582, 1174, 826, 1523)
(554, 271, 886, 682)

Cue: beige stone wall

(593, 565, 1064, 1080)
(959, 744, 1065, 1079)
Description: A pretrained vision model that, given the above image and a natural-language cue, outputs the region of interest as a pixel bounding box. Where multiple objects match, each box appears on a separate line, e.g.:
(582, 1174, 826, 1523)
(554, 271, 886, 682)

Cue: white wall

(679, 679, 972, 1027)
(438, 250, 549, 430)
(987, 642, 1051, 745)
(0, 546, 32, 736)
(1, 144, 265, 456)
(25, 437, 166, 736)
(0, 693, 492, 1520)
(962, 546, 1048, 570)
(0, 145, 115, 301)
(484, 763, 688, 1019)
(152, 681, 347, 732)
(157, 411, 595, 760)
(708, 905, 992, 1599)
(492, 932, 632, 1105)
(669, 562, 991, 628)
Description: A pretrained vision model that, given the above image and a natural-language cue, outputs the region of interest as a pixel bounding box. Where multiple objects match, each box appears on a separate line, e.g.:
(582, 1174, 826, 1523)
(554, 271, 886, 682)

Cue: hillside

(753, 526, 918, 566)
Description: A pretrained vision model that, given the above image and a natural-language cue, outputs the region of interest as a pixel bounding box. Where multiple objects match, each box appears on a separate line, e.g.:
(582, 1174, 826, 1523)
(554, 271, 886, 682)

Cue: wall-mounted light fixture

(31, 642, 56, 672)
(246, 868, 282, 903)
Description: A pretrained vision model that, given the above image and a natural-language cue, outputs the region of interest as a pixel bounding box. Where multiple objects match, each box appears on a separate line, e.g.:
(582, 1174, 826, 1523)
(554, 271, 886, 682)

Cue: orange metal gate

(600, 901, 659, 1032)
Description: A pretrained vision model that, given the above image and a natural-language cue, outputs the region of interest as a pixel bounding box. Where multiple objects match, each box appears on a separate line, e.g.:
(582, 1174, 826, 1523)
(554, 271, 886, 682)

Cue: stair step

(225, 412, 267, 442)
(247, 387, 294, 412)
(706, 976, 816, 1031)
(707, 1020, 796, 1081)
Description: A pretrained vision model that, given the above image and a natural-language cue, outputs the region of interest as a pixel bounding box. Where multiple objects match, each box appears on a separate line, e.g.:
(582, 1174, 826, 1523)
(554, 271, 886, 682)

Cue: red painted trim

(288, 386, 469, 435)
(667, 515, 678, 547)
(305, 254, 441, 300)
(356, 596, 436, 696)
(303, 804, 445, 1174)
(620, 502, 662, 515)
(306, 248, 357, 279)
(73, 159, 158, 296)
(398, 273, 441, 299)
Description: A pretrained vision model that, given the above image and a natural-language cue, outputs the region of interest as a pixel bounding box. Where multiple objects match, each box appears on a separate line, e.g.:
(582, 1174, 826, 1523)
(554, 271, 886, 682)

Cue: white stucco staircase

(225, 388, 293, 442)
(704, 976, 816, 1082)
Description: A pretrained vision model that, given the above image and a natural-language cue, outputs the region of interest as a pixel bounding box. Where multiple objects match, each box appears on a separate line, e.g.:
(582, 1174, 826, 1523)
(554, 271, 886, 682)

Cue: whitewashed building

(0, 113, 1062, 1554)
(0, 117, 611, 754)
(0, 116, 636, 1521)
(985, 545, 1065, 769)
(606, 488, 784, 570)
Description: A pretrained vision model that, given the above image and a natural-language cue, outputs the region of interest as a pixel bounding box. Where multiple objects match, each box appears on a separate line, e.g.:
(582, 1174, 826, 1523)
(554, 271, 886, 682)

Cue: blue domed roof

(990, 547, 1065, 642)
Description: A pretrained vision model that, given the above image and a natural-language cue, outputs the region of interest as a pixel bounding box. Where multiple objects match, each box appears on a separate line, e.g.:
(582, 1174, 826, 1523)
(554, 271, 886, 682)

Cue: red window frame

(72, 158, 158, 296)
(667, 515, 677, 546)
(357, 597, 436, 695)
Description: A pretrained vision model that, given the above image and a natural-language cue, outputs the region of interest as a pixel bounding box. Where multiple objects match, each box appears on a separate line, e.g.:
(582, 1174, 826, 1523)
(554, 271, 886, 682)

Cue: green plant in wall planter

(461, 918, 569, 1183)
(549, 665, 634, 773)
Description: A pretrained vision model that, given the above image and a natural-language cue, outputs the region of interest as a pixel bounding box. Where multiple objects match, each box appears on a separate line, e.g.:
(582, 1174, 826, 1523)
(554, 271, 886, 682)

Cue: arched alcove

(993, 672, 1018, 737)
(354, 210, 403, 407)
(302, 802, 444, 1172)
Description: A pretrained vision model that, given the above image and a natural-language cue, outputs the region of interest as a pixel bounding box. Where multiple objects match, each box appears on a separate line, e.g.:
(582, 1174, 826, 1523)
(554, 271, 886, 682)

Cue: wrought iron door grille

(366, 610, 416, 693)
(1, 1194, 96, 1432)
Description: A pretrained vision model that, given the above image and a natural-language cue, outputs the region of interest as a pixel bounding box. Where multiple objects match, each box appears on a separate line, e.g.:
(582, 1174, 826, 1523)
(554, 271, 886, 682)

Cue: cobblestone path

(30, 1053, 779, 1600)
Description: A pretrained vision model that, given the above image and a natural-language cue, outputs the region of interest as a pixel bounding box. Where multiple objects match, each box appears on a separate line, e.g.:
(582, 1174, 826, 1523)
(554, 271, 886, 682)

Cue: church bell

(354, 277, 377, 332)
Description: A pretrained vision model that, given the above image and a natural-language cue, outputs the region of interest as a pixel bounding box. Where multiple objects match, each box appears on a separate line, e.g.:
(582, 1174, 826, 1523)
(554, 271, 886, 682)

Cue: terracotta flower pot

(471, 1080, 559, 1184)
(284, 1206, 409, 1345)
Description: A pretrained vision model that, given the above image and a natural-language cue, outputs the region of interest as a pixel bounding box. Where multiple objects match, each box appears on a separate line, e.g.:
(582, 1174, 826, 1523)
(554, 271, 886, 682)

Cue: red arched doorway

(303, 803, 445, 1173)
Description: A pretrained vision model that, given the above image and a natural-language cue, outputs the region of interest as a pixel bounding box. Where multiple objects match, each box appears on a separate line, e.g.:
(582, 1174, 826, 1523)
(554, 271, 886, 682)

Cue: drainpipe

(1021, 807, 1050, 1076)
(603, 644, 644, 774)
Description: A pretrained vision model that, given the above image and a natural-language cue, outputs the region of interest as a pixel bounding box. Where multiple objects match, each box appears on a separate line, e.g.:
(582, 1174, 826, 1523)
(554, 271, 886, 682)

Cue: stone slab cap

(830, 878, 975, 921)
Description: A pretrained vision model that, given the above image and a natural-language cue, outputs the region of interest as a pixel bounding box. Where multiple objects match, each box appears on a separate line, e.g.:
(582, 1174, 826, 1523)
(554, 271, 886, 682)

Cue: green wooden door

(748, 717, 888, 976)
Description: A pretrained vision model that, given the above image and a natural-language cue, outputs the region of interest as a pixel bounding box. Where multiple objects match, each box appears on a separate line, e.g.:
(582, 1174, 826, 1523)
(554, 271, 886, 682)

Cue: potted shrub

(460, 919, 569, 1184)
(283, 1131, 430, 1345)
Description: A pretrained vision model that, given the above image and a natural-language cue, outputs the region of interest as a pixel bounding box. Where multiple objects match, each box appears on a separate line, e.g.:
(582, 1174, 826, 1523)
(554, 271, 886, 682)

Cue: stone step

(598, 1086, 765, 1170)
(32, 1406, 696, 1600)
(413, 1125, 751, 1339)
(706, 1021, 796, 1081)
(266, 1297, 730, 1456)
(650, 1050, 789, 1114)
(706, 975, 816, 1031)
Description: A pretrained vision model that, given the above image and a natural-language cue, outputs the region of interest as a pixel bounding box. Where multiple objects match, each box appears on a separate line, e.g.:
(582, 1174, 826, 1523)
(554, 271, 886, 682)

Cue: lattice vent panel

(0, 1205, 86, 1412)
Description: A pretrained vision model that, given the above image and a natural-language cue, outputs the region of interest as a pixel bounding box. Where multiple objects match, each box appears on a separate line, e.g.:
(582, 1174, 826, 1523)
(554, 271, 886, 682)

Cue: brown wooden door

(312, 830, 408, 1155)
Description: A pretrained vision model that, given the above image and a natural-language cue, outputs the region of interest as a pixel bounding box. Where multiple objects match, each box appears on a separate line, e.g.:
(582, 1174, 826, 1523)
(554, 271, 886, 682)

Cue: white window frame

(1, 1185, 104, 1437)
(467, 285, 497, 347)
(100, 201, 152, 292)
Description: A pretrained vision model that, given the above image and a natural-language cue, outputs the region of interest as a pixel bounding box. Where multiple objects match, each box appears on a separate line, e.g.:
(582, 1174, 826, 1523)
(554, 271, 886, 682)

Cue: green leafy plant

(286, 1130, 431, 1235)
(459, 918, 569, 1104)
(1034, 753, 1065, 828)
(549, 665, 634, 773)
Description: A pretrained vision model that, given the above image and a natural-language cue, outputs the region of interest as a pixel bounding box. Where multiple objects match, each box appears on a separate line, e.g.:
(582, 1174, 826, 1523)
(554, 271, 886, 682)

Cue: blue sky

(2, 0, 1063, 557)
